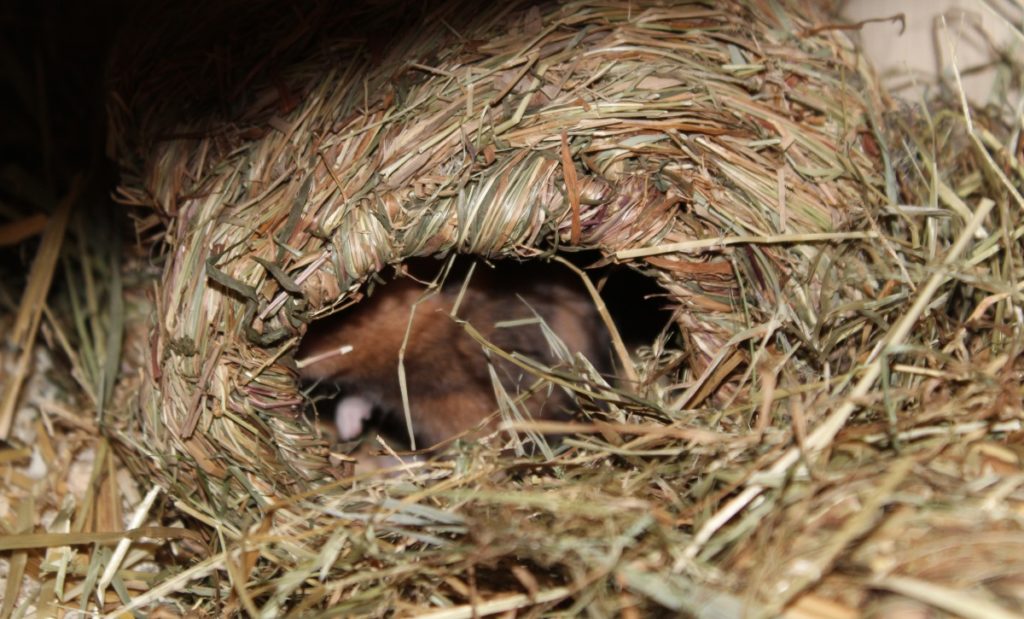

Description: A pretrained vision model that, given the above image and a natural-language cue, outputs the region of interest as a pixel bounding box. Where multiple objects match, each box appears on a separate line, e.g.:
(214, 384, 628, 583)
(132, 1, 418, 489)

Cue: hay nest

(111, 0, 885, 504)
(97, 0, 1024, 615)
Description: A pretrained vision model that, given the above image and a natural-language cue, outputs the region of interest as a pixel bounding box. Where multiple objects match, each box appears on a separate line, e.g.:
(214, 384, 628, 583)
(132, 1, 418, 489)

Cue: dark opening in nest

(296, 253, 676, 473)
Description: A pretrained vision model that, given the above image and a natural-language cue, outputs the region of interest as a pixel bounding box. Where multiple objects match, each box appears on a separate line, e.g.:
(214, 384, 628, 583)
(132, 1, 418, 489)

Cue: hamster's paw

(335, 396, 374, 440)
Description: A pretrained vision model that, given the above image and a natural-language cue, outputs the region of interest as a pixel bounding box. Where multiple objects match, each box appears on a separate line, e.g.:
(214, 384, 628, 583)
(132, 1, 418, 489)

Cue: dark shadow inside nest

(296, 252, 678, 471)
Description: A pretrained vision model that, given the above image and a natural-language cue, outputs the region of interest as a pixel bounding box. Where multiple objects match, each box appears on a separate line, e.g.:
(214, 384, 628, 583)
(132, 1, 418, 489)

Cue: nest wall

(109, 0, 886, 528)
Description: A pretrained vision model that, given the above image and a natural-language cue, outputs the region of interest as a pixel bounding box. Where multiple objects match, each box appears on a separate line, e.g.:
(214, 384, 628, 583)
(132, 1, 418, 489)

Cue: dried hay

(2, 0, 1022, 616)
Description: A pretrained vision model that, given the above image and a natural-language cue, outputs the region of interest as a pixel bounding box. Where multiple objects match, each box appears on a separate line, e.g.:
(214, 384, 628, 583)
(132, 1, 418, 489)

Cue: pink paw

(334, 396, 374, 440)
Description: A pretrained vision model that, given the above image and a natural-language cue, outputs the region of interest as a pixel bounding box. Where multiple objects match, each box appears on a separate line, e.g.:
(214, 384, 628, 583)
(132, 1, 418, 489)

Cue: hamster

(297, 260, 605, 449)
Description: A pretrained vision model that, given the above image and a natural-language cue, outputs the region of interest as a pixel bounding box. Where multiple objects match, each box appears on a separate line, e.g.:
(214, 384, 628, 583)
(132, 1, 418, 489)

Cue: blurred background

(842, 0, 1020, 104)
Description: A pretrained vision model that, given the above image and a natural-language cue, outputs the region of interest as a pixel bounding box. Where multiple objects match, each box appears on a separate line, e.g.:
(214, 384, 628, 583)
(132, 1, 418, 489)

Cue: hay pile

(2, 0, 1022, 616)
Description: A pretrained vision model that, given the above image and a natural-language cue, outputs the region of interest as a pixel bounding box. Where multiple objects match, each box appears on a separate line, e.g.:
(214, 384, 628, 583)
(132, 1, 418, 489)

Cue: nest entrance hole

(296, 252, 677, 466)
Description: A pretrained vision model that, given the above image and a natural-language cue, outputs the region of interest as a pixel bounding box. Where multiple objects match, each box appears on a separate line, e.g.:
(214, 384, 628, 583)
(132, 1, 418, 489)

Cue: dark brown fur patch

(298, 262, 606, 447)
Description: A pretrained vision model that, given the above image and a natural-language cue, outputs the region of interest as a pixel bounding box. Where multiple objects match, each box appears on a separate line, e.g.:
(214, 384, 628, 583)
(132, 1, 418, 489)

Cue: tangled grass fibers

(4, 0, 1017, 616)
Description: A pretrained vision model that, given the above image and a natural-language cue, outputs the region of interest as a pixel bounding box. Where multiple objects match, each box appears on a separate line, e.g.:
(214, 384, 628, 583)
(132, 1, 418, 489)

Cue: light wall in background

(841, 0, 1021, 103)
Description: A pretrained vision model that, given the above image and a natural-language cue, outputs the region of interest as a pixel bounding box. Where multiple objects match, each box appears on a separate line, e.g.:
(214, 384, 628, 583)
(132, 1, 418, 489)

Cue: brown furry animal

(297, 261, 605, 448)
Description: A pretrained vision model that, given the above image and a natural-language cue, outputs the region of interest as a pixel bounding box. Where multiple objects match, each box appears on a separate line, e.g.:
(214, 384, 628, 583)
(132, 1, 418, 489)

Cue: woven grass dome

(102, 0, 1019, 613)
(111, 0, 884, 504)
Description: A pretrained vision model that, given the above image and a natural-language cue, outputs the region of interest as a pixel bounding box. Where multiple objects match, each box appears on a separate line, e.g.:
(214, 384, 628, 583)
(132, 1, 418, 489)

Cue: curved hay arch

(110, 0, 885, 525)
